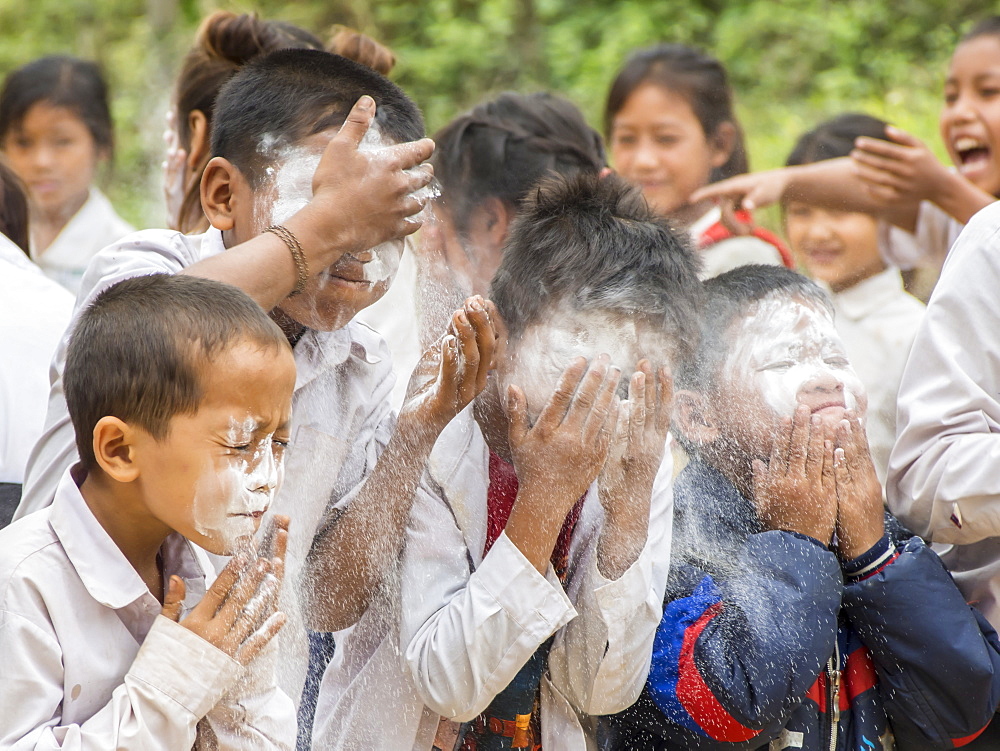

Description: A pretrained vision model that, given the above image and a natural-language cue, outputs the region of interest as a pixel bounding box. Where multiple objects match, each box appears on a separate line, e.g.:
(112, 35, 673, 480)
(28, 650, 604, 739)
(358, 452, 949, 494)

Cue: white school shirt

(0, 235, 73, 483)
(887, 201, 1000, 629)
(312, 406, 674, 751)
(827, 268, 924, 485)
(879, 200, 966, 272)
(689, 207, 785, 280)
(0, 465, 295, 749)
(353, 246, 423, 413)
(13, 226, 397, 701)
(30, 187, 134, 295)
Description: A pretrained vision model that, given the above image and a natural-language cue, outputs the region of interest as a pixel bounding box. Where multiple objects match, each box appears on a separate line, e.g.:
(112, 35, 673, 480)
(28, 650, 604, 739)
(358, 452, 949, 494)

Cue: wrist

(283, 202, 350, 271)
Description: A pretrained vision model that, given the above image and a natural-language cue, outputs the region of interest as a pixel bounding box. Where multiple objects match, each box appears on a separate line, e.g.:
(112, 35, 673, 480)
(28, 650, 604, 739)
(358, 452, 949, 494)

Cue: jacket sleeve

(841, 534, 1000, 749)
(617, 530, 842, 751)
(399, 477, 577, 722)
(887, 205, 1000, 545)
(546, 450, 674, 716)
(0, 614, 242, 750)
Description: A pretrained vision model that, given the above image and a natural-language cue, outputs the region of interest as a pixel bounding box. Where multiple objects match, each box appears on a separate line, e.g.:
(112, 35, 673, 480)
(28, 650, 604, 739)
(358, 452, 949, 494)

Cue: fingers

(787, 404, 811, 474)
(803, 413, 826, 479)
(627, 365, 648, 452)
(654, 367, 674, 435)
(719, 198, 752, 236)
(833, 446, 849, 492)
(563, 354, 611, 430)
(821, 438, 836, 491)
(161, 576, 186, 622)
(384, 138, 437, 173)
(506, 384, 530, 447)
(533, 357, 588, 432)
(885, 124, 922, 147)
(853, 136, 913, 163)
(234, 611, 287, 665)
(335, 95, 377, 149)
(194, 552, 247, 618)
(258, 515, 290, 561)
(581, 363, 622, 443)
(482, 299, 507, 369)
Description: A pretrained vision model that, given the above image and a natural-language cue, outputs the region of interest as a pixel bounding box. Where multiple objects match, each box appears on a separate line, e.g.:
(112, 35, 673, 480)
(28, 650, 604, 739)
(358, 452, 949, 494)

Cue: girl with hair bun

(605, 44, 792, 278)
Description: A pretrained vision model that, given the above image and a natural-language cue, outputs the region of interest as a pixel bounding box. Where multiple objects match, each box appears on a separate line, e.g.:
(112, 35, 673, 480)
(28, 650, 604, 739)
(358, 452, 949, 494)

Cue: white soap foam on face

(192, 415, 287, 552)
(724, 296, 866, 420)
(501, 307, 673, 421)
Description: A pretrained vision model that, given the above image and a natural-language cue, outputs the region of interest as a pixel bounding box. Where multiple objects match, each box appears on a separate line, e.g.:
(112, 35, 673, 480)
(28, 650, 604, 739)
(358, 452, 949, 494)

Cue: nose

(804, 212, 836, 242)
(247, 444, 279, 492)
(946, 91, 979, 126)
(632, 137, 659, 171)
(801, 368, 845, 398)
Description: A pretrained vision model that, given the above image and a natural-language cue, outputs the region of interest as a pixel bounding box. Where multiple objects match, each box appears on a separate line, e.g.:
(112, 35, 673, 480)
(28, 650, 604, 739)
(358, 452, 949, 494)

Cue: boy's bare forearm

(302, 417, 437, 632)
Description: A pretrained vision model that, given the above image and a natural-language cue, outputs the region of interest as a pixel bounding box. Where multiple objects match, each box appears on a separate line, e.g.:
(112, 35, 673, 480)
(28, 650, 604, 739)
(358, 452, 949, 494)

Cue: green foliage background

(1, 0, 996, 230)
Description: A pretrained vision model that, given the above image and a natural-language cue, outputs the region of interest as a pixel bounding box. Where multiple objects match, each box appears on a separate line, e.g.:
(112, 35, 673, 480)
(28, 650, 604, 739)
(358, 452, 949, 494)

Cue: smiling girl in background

(605, 44, 792, 278)
(0, 56, 133, 293)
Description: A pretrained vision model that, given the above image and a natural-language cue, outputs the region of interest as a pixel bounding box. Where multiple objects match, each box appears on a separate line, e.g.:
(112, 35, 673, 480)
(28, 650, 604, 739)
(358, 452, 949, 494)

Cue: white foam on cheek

(268, 147, 323, 226)
(362, 241, 403, 284)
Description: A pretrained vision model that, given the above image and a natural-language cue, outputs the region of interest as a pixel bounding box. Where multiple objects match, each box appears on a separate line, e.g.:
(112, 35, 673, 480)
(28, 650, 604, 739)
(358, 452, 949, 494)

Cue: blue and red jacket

(602, 460, 1000, 751)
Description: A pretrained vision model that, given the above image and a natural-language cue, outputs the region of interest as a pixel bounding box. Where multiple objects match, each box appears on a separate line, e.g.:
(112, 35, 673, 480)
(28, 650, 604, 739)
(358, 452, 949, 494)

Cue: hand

(161, 516, 289, 665)
(690, 169, 790, 211)
(508, 355, 621, 520)
(402, 296, 502, 435)
(288, 96, 437, 269)
(851, 125, 952, 207)
(832, 412, 885, 559)
(752, 405, 837, 543)
(599, 361, 673, 520)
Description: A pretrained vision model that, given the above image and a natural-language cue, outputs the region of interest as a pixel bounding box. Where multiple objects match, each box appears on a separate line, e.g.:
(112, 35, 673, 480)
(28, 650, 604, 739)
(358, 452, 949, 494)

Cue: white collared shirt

(0, 466, 295, 748)
(828, 268, 924, 484)
(888, 201, 1000, 629)
(14, 225, 398, 703)
(30, 187, 134, 295)
(312, 406, 674, 750)
(0, 235, 73, 484)
(879, 200, 965, 272)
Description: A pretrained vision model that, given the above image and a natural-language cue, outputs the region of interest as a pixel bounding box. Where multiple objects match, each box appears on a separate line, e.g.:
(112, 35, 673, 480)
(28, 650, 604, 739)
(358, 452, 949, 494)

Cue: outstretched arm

(302, 297, 497, 632)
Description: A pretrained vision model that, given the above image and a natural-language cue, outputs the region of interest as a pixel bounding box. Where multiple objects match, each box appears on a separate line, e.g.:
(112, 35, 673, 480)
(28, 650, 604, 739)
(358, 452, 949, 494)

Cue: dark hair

(212, 48, 423, 188)
(0, 156, 29, 254)
(678, 264, 832, 395)
(326, 25, 396, 76)
(786, 113, 890, 166)
(490, 173, 703, 362)
(172, 11, 325, 233)
(604, 44, 748, 182)
(65, 274, 289, 468)
(432, 91, 606, 236)
(0, 56, 113, 157)
(963, 16, 1000, 43)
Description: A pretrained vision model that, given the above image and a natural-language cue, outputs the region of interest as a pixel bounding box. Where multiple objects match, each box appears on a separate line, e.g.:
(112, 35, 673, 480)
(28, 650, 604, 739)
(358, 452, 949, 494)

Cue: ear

(673, 389, 721, 446)
(92, 417, 141, 483)
(477, 196, 515, 255)
(709, 121, 737, 170)
(186, 109, 210, 171)
(200, 156, 241, 231)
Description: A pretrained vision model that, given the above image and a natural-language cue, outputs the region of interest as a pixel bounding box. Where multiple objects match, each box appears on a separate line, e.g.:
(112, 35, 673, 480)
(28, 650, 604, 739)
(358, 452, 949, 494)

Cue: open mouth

(954, 136, 991, 173)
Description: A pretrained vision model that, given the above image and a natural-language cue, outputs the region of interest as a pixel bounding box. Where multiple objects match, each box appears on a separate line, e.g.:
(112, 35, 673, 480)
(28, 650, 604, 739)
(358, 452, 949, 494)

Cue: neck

(79, 469, 172, 601)
(473, 382, 512, 462)
(30, 190, 90, 254)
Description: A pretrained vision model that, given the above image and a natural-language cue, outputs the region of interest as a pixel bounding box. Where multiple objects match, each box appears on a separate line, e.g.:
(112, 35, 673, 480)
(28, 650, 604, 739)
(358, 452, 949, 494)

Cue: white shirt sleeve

(888, 203, 1000, 543)
(0, 614, 241, 750)
(399, 478, 577, 722)
(546, 453, 674, 715)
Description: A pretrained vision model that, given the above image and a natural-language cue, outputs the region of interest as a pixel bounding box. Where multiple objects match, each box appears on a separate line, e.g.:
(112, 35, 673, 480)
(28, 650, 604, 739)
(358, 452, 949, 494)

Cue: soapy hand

(752, 405, 837, 544)
(289, 96, 436, 272)
(402, 295, 502, 436)
(161, 515, 289, 665)
(832, 411, 885, 559)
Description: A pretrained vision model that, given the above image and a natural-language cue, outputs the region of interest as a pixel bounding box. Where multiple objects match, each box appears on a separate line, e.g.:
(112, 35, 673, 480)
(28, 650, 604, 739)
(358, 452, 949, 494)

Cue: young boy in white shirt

(0, 273, 297, 748)
(311, 174, 703, 750)
(13, 49, 498, 724)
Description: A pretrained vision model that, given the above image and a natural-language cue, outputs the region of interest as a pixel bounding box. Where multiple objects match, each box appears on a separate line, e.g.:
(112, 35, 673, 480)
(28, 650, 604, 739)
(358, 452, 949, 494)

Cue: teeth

(955, 136, 985, 151)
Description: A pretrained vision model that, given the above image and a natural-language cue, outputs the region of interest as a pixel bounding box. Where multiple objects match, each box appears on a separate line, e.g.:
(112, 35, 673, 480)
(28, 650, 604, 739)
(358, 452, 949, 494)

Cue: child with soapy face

(0, 273, 300, 747)
(604, 264, 1000, 751)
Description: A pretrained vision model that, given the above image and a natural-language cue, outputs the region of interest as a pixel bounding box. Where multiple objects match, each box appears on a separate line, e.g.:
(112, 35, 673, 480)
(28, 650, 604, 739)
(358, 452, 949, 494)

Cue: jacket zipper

(827, 640, 841, 751)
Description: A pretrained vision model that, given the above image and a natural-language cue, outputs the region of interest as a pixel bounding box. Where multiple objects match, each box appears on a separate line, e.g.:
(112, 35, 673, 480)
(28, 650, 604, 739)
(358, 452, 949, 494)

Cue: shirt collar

(829, 267, 904, 322)
(49, 465, 207, 610)
(688, 206, 722, 239)
(293, 323, 383, 390)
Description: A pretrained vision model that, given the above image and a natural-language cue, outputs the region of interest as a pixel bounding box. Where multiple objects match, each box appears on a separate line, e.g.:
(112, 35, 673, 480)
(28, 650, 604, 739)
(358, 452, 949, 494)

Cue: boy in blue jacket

(605, 265, 1000, 750)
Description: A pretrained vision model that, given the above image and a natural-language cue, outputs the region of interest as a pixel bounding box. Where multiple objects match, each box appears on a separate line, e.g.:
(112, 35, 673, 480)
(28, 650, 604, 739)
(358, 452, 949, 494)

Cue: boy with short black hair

(16, 50, 497, 724)
(311, 173, 701, 750)
(606, 264, 1000, 751)
(0, 273, 296, 747)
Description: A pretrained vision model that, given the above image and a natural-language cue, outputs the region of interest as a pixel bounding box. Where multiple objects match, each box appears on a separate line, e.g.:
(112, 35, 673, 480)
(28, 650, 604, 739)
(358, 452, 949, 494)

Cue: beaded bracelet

(264, 224, 309, 297)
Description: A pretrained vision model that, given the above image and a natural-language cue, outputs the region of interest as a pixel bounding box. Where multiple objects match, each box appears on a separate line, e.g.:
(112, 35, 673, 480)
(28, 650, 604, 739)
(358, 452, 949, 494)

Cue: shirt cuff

(842, 534, 896, 580)
(479, 532, 577, 636)
(128, 615, 242, 720)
